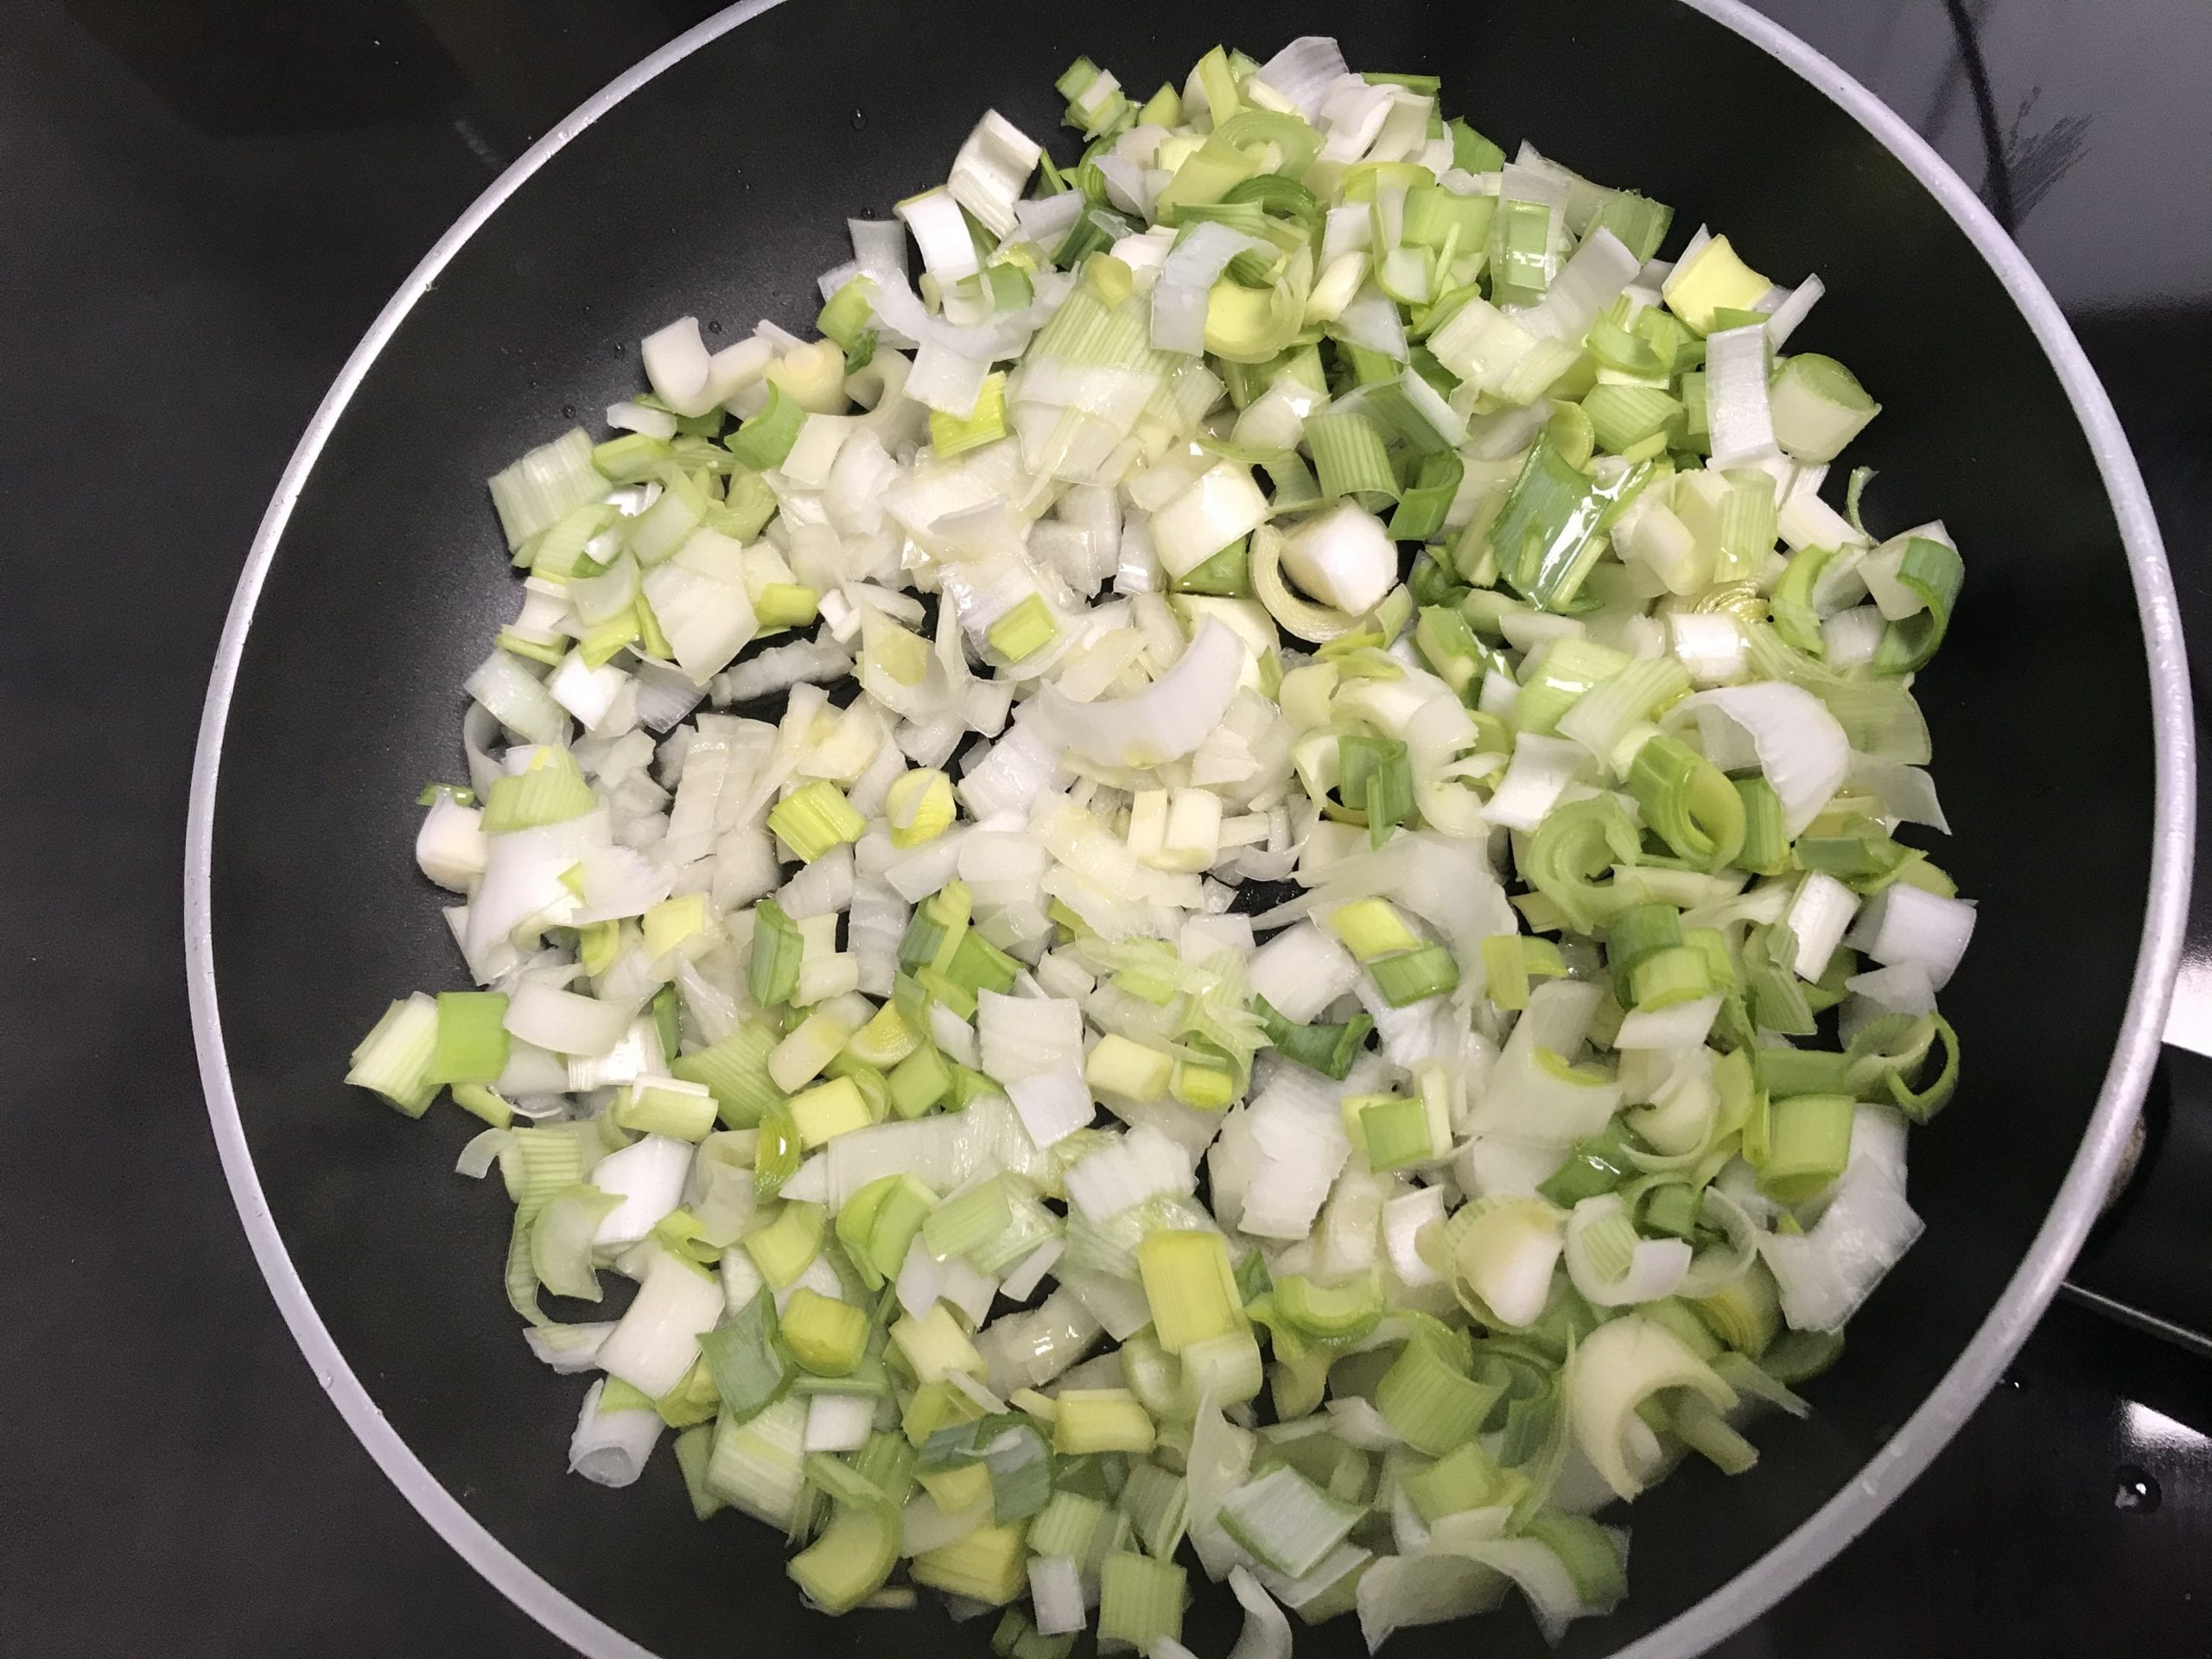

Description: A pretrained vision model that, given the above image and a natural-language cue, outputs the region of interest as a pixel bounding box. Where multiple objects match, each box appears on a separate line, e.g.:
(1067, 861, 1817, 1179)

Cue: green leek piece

(931, 372, 1009, 458)
(1387, 450, 1465, 542)
(1490, 436, 1656, 612)
(615, 1077, 718, 1142)
(1136, 1229, 1243, 1352)
(744, 1198, 825, 1287)
(816, 275, 876, 352)
(754, 582, 819, 631)
(1605, 903, 1683, 977)
(1872, 536, 1965, 675)
(767, 780, 866, 862)
(1098, 1551, 1187, 1654)
(346, 995, 441, 1117)
(988, 593, 1058, 661)
(1327, 897, 1422, 962)
(924, 1173, 1013, 1261)
(1252, 996, 1372, 1080)
(1487, 196, 1553, 302)
(1524, 796, 1643, 934)
(1053, 1389, 1156, 1455)
(1586, 189, 1674, 264)
(698, 1292, 788, 1423)
(1271, 1274, 1384, 1344)
(1357, 1095, 1437, 1170)
(425, 991, 510, 1086)
(781, 1287, 868, 1376)
(912, 1524, 1029, 1605)
(1171, 1047, 1237, 1111)
(1338, 734, 1413, 848)
(1759, 1093, 1855, 1205)
(1376, 1326, 1503, 1454)
(887, 1043, 953, 1118)
(1217, 1463, 1364, 1577)
(1085, 1032, 1174, 1101)
(1762, 1325, 1846, 1384)
(1770, 353, 1879, 463)
(944, 930, 1020, 997)
(1404, 1440, 1529, 1521)
(1168, 537, 1252, 596)
(1663, 233, 1771, 334)
(787, 1075, 872, 1147)
(672, 1020, 784, 1127)
(1412, 603, 1505, 702)
(1628, 735, 1747, 873)
(1736, 776, 1790, 874)
(1368, 943, 1460, 1007)
(1448, 118, 1506, 173)
(1481, 934, 1567, 1013)
(725, 384, 804, 471)
(1304, 410, 1400, 505)
(480, 747, 596, 834)
(592, 433, 671, 486)
(1583, 384, 1683, 454)
(787, 1459, 900, 1611)
(750, 898, 803, 1007)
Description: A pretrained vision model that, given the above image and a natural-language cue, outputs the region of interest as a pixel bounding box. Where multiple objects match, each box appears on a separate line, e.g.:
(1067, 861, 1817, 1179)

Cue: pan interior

(203, 3, 2161, 1656)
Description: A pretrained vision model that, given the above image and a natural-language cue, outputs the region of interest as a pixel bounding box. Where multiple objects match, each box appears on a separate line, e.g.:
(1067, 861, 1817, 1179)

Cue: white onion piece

(1247, 919, 1358, 1024)
(1563, 1193, 1693, 1307)
(1153, 223, 1268, 355)
(1024, 618, 1247, 767)
(1253, 35, 1351, 117)
(1516, 227, 1639, 342)
(1845, 960, 1939, 1015)
(1849, 753, 1951, 833)
(606, 399, 677, 440)
(947, 111, 1042, 238)
(1845, 884, 1976, 989)
(1764, 273, 1825, 348)
(1704, 323, 1778, 468)
(1481, 734, 1586, 832)
(1759, 1155, 1924, 1332)
(1612, 994, 1722, 1051)
(1332, 283, 1408, 359)
(640, 316, 718, 417)
(1569, 1314, 1735, 1500)
(502, 982, 633, 1056)
(567, 1379, 664, 1488)
(1786, 872, 1860, 982)
(895, 187, 981, 283)
(1152, 462, 1272, 577)
(1669, 682, 1847, 836)
(1278, 502, 1397, 615)
(589, 1134, 694, 1247)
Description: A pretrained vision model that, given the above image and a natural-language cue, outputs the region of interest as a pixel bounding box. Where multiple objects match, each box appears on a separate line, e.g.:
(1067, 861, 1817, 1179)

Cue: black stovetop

(4, 3, 2209, 1655)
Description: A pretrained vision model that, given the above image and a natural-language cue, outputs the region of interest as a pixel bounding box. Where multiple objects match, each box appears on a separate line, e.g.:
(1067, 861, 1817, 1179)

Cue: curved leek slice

(1522, 796, 1642, 933)
(1251, 523, 1362, 642)
(1562, 1194, 1693, 1307)
(1567, 1313, 1738, 1500)
(1441, 1197, 1567, 1329)
(1024, 619, 1247, 766)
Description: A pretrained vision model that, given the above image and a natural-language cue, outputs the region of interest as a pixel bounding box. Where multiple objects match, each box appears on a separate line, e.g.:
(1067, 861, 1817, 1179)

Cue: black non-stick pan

(185, 2, 2191, 1655)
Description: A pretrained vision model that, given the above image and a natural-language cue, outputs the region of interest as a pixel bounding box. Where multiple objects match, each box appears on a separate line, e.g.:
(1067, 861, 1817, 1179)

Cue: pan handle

(2064, 1027, 2212, 1360)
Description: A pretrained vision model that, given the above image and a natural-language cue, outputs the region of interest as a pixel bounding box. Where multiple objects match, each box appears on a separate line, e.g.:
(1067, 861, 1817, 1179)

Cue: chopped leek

(361, 35, 1975, 1650)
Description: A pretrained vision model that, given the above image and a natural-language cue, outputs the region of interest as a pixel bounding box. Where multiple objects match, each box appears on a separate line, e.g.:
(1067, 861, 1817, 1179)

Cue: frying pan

(183, 2, 2192, 1655)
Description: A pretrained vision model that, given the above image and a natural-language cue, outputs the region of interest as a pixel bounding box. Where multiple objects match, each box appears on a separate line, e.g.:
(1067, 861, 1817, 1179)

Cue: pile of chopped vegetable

(346, 35, 1971, 1654)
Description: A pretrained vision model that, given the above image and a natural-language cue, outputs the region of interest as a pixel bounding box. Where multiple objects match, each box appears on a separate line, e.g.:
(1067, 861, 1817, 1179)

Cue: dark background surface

(2, 2, 2209, 1656)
